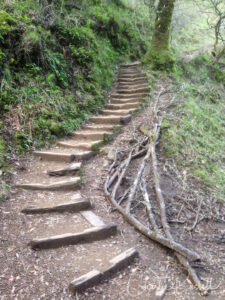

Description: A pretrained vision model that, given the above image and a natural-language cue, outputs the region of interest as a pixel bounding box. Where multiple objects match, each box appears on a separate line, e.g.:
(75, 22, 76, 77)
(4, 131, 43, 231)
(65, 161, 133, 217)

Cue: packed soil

(0, 77, 224, 300)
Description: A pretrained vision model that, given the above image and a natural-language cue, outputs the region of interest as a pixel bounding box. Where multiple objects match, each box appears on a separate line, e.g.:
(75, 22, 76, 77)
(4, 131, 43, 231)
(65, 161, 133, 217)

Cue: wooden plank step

(101, 109, 135, 116)
(47, 162, 81, 176)
(106, 102, 139, 110)
(117, 87, 150, 94)
(118, 74, 147, 80)
(117, 84, 149, 90)
(33, 150, 93, 162)
(111, 93, 149, 99)
(71, 192, 82, 201)
(81, 210, 105, 227)
(70, 131, 113, 141)
(69, 248, 139, 293)
(29, 224, 117, 249)
(84, 124, 117, 132)
(14, 177, 81, 191)
(118, 71, 142, 77)
(118, 79, 148, 85)
(118, 77, 147, 83)
(89, 115, 131, 125)
(57, 140, 102, 150)
(22, 200, 91, 214)
(110, 98, 143, 104)
(120, 61, 140, 67)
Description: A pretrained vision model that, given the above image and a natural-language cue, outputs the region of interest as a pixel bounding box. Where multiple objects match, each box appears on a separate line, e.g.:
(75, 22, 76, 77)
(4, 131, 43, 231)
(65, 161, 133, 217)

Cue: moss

(0, 136, 5, 153)
(143, 0, 175, 71)
(41, 108, 52, 118)
(144, 48, 175, 71)
(0, 10, 16, 35)
(48, 122, 63, 135)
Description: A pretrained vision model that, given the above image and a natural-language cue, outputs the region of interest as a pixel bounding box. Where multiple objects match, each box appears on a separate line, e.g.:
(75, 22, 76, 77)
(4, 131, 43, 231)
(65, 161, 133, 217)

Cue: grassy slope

(161, 55, 225, 199)
(158, 0, 225, 200)
(0, 0, 152, 198)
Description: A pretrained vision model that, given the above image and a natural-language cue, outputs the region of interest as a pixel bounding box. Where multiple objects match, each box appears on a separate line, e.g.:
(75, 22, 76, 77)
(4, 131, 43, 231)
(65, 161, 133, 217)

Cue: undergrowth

(0, 0, 151, 199)
(161, 55, 225, 199)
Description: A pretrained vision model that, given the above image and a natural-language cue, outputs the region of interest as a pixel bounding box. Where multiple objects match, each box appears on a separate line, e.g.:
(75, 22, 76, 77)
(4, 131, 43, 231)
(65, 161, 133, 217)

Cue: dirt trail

(0, 63, 224, 300)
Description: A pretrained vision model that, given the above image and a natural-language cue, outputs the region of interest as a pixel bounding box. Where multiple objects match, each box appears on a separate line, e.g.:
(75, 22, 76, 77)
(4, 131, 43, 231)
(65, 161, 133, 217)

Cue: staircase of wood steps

(14, 61, 149, 295)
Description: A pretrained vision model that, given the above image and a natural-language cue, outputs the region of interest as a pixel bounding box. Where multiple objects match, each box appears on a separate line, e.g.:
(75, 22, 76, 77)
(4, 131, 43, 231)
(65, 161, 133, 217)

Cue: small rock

(107, 148, 116, 161)
(103, 160, 108, 167)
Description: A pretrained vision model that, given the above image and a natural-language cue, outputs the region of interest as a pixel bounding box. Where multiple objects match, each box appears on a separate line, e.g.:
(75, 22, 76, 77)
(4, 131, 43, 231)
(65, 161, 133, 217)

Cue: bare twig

(147, 93, 208, 296)
(126, 145, 151, 214)
(189, 197, 204, 232)
(140, 178, 159, 232)
(105, 149, 200, 261)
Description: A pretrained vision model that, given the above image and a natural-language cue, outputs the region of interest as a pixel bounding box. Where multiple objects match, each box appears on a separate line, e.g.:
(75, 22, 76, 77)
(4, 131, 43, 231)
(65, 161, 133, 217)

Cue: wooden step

(84, 124, 116, 132)
(15, 177, 81, 191)
(120, 61, 140, 67)
(69, 248, 139, 293)
(70, 131, 113, 141)
(118, 74, 147, 80)
(29, 224, 117, 249)
(118, 79, 148, 85)
(81, 210, 105, 227)
(101, 109, 135, 116)
(111, 93, 149, 99)
(117, 87, 150, 95)
(22, 200, 91, 214)
(33, 150, 93, 162)
(117, 84, 149, 90)
(57, 140, 102, 151)
(110, 98, 143, 104)
(47, 162, 81, 176)
(118, 71, 142, 77)
(89, 115, 131, 125)
(106, 102, 139, 110)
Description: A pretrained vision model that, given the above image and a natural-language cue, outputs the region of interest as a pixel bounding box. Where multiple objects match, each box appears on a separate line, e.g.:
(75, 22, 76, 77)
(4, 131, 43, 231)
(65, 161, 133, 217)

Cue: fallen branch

(104, 89, 208, 294)
(140, 178, 159, 232)
(126, 145, 151, 214)
(105, 151, 200, 261)
(145, 100, 208, 295)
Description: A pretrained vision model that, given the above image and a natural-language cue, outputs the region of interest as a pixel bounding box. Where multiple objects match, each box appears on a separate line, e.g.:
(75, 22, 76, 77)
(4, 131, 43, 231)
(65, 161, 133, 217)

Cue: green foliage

(0, 9, 16, 35)
(161, 55, 225, 199)
(0, 0, 151, 166)
(143, 48, 175, 71)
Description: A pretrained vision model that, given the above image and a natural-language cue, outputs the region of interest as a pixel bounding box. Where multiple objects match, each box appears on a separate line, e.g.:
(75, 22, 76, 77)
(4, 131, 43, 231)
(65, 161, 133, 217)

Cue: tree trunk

(144, 0, 175, 71)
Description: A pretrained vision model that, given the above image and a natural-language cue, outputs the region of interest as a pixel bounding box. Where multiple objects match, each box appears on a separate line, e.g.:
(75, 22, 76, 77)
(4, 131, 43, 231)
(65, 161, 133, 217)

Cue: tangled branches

(104, 91, 209, 296)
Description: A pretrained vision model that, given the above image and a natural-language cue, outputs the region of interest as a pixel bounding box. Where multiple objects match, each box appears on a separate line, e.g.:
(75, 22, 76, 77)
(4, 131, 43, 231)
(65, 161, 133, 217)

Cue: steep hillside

(0, 0, 151, 197)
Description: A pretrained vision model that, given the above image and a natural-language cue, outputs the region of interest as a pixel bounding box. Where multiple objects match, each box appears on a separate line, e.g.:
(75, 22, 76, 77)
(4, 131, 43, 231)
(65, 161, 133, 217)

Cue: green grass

(161, 55, 225, 199)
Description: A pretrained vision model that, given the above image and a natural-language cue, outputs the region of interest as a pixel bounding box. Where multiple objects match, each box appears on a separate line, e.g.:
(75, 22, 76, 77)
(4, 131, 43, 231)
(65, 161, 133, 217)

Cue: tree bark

(144, 0, 176, 70)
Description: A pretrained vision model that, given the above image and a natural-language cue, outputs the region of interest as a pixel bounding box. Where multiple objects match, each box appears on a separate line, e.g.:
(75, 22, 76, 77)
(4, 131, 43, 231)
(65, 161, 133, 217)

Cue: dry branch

(140, 178, 159, 232)
(105, 151, 200, 261)
(126, 145, 151, 214)
(145, 92, 208, 296)
(104, 89, 209, 295)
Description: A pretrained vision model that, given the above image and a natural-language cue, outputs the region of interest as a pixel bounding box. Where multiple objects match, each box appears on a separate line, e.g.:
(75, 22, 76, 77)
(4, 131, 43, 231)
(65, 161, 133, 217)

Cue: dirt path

(0, 64, 224, 300)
